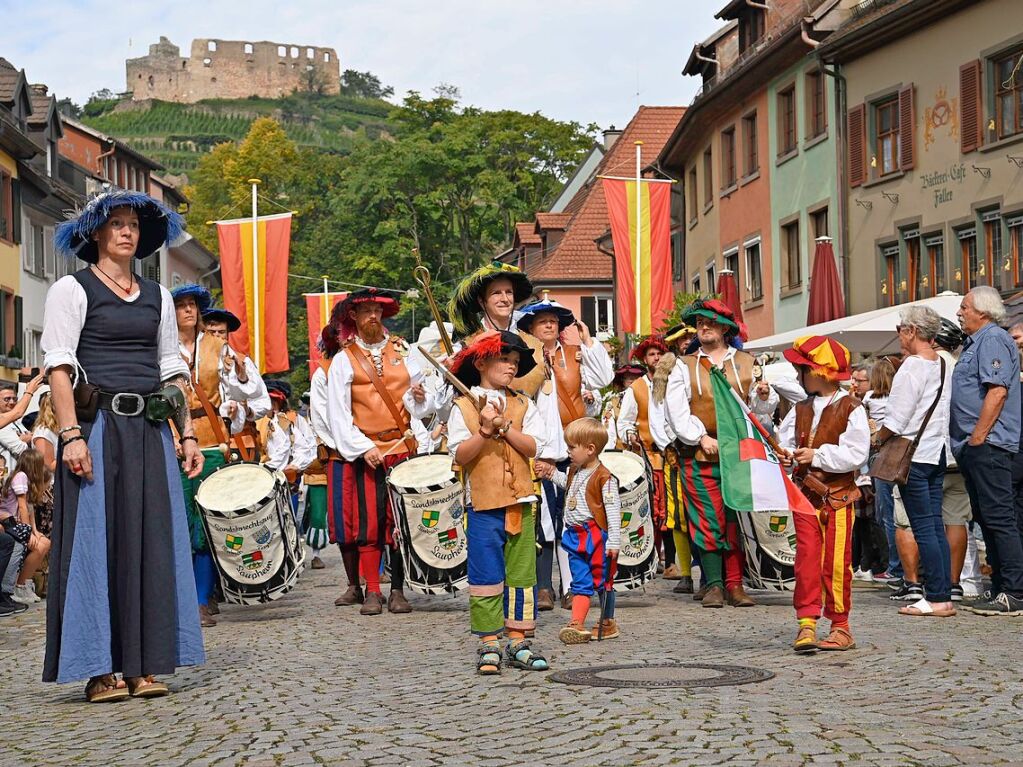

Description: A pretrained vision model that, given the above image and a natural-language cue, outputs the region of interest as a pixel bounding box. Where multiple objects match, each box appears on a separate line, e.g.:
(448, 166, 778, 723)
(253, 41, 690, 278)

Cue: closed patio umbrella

(807, 237, 846, 326)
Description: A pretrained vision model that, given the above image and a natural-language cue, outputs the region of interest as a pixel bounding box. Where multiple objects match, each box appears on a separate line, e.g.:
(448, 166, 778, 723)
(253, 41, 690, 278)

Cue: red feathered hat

(630, 335, 668, 362)
(449, 331, 537, 388)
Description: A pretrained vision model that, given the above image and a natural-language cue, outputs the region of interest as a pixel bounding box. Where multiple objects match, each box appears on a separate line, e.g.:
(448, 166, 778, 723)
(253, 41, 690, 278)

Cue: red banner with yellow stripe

(602, 179, 672, 335)
(216, 212, 292, 374)
(304, 291, 347, 377)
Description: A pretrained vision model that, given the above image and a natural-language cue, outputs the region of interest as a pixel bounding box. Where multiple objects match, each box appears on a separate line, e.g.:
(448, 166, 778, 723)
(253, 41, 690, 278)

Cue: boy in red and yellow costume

(779, 336, 870, 653)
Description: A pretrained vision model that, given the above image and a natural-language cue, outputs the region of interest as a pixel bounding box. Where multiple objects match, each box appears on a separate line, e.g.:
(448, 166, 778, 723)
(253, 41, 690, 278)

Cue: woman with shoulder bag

(874, 306, 954, 617)
(40, 191, 206, 702)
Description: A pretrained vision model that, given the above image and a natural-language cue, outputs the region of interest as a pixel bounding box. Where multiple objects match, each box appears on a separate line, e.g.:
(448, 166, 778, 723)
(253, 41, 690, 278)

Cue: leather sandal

(793, 625, 819, 654)
(505, 639, 549, 671)
(85, 675, 130, 703)
(125, 675, 170, 698)
(477, 643, 502, 675)
(818, 626, 856, 651)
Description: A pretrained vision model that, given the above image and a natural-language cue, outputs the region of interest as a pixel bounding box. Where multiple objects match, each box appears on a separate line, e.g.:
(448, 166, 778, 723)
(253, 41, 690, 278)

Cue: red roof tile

(525, 105, 685, 283)
(534, 212, 571, 231)
(514, 222, 542, 246)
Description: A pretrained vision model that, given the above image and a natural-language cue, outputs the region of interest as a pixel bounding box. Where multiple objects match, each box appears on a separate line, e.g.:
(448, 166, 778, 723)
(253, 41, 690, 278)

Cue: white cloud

(1, 0, 726, 128)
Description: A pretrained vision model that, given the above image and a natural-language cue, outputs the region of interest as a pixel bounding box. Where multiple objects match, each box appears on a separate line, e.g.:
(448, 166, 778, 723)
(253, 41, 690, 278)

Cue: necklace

(93, 264, 134, 295)
(566, 466, 593, 511)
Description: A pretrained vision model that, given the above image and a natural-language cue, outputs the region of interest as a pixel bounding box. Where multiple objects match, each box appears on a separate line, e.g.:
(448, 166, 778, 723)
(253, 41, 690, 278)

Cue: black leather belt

(97, 391, 157, 417)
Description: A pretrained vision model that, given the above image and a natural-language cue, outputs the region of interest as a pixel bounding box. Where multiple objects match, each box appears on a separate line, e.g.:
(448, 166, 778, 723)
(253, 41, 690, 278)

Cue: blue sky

(1, 0, 725, 129)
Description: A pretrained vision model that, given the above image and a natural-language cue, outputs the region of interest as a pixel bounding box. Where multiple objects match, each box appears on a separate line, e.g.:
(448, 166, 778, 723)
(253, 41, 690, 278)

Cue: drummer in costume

(616, 336, 670, 572)
(446, 331, 550, 675)
(201, 306, 268, 462)
(448, 262, 546, 398)
(325, 289, 433, 616)
(516, 295, 614, 611)
(258, 380, 317, 501)
(778, 336, 869, 653)
(173, 284, 267, 628)
(664, 298, 759, 608)
(43, 191, 204, 700)
(653, 323, 698, 593)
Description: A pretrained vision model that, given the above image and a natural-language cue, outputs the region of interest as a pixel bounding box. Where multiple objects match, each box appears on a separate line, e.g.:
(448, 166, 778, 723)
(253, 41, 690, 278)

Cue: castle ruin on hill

(126, 37, 340, 103)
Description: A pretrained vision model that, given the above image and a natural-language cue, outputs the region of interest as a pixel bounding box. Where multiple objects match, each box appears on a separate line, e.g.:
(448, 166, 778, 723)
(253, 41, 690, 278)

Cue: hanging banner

(216, 212, 292, 374)
(304, 291, 348, 377)
(602, 179, 672, 335)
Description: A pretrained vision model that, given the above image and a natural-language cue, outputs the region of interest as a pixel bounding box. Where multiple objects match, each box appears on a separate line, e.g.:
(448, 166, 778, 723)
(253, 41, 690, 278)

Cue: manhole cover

(550, 662, 774, 689)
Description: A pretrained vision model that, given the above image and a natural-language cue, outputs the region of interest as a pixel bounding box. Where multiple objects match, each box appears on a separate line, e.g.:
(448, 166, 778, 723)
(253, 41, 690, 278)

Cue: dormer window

(739, 7, 766, 54)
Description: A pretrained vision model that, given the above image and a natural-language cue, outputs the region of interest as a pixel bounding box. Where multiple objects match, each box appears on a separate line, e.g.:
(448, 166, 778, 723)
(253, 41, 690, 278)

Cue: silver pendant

(567, 497, 578, 511)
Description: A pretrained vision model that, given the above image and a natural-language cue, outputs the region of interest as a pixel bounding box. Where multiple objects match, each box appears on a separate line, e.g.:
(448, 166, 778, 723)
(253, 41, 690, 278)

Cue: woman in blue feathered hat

(41, 190, 206, 701)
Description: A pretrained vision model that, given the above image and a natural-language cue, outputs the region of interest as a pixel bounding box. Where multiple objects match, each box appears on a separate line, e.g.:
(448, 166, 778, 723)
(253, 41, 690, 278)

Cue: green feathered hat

(448, 261, 533, 336)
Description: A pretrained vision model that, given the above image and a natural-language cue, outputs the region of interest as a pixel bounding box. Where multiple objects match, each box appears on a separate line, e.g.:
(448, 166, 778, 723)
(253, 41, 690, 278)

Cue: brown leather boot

(198, 603, 217, 627)
(701, 585, 726, 608)
(334, 585, 364, 606)
(206, 596, 220, 616)
(387, 590, 412, 614)
(310, 556, 325, 570)
(560, 592, 573, 610)
(537, 588, 556, 612)
(726, 584, 756, 607)
(693, 583, 710, 601)
(673, 576, 694, 594)
(360, 591, 384, 615)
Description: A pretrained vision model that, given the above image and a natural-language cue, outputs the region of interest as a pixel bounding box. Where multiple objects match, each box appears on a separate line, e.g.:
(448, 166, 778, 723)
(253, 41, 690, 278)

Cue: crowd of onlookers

(833, 286, 1023, 616)
(0, 374, 55, 617)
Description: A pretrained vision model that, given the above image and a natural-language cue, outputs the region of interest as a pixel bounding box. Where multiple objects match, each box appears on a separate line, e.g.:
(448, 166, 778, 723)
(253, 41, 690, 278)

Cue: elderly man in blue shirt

(951, 286, 1023, 616)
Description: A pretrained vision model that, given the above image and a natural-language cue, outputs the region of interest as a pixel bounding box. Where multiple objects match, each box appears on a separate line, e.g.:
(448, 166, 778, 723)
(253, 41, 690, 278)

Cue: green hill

(80, 92, 395, 176)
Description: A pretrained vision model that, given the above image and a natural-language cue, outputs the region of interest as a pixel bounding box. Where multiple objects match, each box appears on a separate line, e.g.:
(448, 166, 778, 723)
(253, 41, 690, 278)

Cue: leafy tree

(340, 69, 395, 100)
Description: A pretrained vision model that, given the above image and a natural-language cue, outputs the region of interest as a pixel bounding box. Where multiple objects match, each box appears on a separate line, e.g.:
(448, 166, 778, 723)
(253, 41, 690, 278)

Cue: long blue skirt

(43, 411, 205, 684)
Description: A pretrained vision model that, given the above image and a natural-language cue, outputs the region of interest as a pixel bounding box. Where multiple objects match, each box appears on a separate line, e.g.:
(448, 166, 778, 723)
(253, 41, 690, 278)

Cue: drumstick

(418, 347, 486, 411)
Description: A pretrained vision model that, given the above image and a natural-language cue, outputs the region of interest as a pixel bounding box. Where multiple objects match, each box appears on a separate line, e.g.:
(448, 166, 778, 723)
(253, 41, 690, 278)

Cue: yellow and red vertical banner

(304, 291, 348, 376)
(602, 179, 672, 334)
(216, 212, 292, 374)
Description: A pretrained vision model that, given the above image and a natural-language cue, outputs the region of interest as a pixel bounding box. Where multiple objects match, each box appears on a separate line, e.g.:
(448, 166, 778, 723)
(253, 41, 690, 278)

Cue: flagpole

(321, 274, 330, 327)
(249, 178, 262, 371)
(634, 141, 643, 335)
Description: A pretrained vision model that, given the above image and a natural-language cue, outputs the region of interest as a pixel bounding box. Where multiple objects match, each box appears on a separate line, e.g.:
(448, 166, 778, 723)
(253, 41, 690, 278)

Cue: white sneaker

(11, 584, 35, 605)
(853, 569, 873, 582)
(25, 581, 41, 603)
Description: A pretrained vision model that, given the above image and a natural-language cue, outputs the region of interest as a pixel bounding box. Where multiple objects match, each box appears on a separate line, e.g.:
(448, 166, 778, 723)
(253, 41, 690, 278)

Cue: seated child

(446, 331, 550, 675)
(540, 417, 622, 644)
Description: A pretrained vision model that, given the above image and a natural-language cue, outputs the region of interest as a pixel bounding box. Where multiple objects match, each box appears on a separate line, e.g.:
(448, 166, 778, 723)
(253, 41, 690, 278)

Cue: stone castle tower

(126, 37, 341, 103)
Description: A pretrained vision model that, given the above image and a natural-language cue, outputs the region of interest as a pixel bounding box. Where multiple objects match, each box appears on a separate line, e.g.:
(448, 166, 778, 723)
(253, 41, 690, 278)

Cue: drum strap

(348, 344, 417, 456)
(192, 376, 233, 457)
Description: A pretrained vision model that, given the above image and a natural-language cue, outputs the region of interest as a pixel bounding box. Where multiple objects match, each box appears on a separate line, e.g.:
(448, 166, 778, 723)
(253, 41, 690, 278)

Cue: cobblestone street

(2, 550, 1020, 767)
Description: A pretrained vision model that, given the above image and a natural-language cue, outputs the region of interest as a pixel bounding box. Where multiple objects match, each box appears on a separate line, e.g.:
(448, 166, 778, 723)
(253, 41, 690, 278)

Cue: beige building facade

(820, 0, 1023, 314)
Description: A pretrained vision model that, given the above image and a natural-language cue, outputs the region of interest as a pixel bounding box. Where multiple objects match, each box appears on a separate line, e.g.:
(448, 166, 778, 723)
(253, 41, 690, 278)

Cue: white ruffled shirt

(308, 365, 335, 450)
(178, 334, 267, 435)
(41, 274, 187, 383)
(617, 375, 671, 452)
(325, 335, 435, 462)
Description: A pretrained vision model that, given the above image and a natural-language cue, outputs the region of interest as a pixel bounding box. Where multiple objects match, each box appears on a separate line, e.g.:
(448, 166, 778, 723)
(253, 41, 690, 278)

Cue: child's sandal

(505, 639, 549, 671)
(477, 644, 502, 675)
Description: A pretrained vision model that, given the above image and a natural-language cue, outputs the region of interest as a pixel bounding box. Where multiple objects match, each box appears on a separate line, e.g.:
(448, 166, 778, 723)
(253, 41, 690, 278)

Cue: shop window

(982, 210, 1002, 288)
(781, 220, 801, 290)
(1007, 215, 1023, 290)
(742, 111, 758, 176)
(744, 240, 763, 302)
(806, 70, 827, 139)
(880, 243, 902, 306)
(903, 229, 922, 300)
(924, 234, 947, 297)
(721, 126, 736, 189)
(778, 86, 797, 156)
(958, 227, 979, 290)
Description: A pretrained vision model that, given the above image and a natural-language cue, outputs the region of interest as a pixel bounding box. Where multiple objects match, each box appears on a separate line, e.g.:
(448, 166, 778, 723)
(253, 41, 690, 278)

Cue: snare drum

(387, 454, 467, 595)
(738, 510, 796, 591)
(601, 450, 657, 591)
(195, 462, 305, 604)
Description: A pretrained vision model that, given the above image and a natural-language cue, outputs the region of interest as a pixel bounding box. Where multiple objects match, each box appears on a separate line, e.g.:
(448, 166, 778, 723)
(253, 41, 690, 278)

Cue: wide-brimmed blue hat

(516, 297, 575, 332)
(55, 190, 184, 264)
(202, 306, 241, 332)
(171, 284, 212, 313)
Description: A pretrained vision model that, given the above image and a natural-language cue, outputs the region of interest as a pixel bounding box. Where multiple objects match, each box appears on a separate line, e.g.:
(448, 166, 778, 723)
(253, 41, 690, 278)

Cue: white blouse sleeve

(157, 286, 188, 382)
(665, 361, 707, 445)
(579, 341, 614, 389)
(812, 403, 871, 474)
(616, 387, 639, 441)
(41, 276, 87, 375)
(519, 397, 544, 458)
(309, 367, 335, 449)
(445, 400, 471, 457)
(290, 414, 318, 471)
(264, 419, 292, 470)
